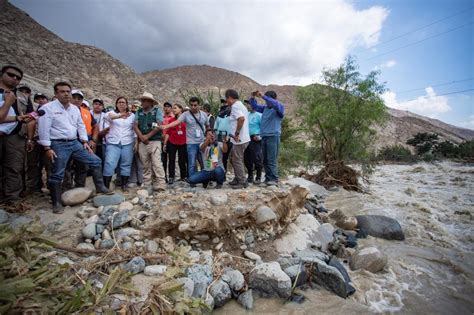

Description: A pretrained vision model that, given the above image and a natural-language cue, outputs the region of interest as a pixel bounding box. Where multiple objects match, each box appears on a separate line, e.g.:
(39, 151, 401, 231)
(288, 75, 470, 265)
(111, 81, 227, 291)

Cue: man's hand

(222, 135, 228, 143)
(255, 91, 263, 98)
(162, 143, 168, 153)
(26, 140, 34, 152)
(133, 141, 138, 153)
(4, 90, 17, 105)
(120, 112, 131, 119)
(141, 134, 150, 145)
(46, 149, 57, 163)
(89, 140, 97, 151)
(83, 142, 93, 153)
(18, 114, 33, 123)
(234, 134, 240, 143)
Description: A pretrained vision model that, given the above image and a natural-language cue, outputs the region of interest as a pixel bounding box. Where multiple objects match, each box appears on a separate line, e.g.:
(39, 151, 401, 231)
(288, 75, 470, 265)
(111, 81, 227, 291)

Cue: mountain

(1, 1, 472, 149)
(0, 1, 157, 104)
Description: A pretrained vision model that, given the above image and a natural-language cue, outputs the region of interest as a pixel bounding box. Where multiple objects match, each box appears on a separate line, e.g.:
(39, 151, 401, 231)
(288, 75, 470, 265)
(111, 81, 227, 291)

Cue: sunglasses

(5, 72, 22, 81)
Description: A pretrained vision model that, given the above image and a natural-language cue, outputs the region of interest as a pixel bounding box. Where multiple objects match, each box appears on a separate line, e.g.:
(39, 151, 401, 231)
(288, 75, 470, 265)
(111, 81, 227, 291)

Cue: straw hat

(139, 92, 158, 105)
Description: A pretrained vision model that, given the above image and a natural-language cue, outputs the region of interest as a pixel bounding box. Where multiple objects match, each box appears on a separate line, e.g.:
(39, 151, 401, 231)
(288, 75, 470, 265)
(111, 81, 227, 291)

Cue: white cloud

(374, 59, 396, 70)
(459, 115, 474, 129)
(383, 87, 452, 118)
(29, 0, 388, 86)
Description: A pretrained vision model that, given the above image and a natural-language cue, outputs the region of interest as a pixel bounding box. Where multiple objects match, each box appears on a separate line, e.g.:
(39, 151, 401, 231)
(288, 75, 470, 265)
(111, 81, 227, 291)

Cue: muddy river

(217, 162, 474, 314)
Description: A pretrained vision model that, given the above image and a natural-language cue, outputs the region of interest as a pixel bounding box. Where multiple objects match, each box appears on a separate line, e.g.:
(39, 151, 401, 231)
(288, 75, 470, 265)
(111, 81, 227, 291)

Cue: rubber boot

(121, 176, 129, 192)
(103, 176, 112, 189)
(50, 183, 64, 214)
(91, 168, 111, 194)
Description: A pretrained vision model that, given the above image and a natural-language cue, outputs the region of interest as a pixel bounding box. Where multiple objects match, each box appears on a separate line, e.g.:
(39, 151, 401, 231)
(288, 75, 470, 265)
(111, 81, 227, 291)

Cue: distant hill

(1, 1, 472, 150)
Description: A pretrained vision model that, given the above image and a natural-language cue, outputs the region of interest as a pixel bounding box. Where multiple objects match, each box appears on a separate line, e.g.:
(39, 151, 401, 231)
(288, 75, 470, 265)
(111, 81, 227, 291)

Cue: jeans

(103, 142, 134, 176)
(48, 140, 102, 186)
(188, 166, 225, 185)
(186, 143, 201, 178)
(262, 135, 280, 182)
(168, 143, 187, 180)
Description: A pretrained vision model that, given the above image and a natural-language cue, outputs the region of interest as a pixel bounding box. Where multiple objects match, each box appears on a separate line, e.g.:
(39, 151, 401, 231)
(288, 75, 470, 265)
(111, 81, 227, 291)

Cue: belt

(51, 139, 77, 142)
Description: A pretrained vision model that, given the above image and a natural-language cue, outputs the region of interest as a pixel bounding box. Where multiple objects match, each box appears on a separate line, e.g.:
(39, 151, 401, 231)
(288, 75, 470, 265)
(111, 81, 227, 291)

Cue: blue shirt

(248, 111, 262, 136)
(214, 115, 232, 136)
(249, 95, 284, 136)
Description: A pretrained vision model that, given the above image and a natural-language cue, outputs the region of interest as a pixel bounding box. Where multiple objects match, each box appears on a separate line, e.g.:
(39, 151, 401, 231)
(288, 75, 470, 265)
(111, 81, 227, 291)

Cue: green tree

(406, 132, 439, 155)
(296, 56, 387, 191)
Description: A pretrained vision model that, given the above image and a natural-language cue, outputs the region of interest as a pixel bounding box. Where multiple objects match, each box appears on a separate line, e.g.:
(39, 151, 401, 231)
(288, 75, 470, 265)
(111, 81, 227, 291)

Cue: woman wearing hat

(102, 97, 135, 191)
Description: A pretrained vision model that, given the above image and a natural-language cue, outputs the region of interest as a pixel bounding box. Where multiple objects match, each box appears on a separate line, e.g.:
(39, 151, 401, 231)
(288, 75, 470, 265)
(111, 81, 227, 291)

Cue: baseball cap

(93, 98, 104, 105)
(163, 101, 172, 107)
(82, 100, 90, 108)
(71, 89, 84, 97)
(18, 84, 31, 93)
(34, 93, 48, 100)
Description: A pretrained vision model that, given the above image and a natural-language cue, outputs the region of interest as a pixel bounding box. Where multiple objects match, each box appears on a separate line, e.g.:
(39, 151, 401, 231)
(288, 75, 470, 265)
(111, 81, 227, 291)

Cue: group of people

(0, 64, 285, 213)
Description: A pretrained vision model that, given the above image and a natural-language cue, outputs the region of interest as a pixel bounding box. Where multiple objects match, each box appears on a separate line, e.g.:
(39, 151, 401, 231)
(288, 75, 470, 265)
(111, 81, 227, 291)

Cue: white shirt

(229, 100, 250, 144)
(0, 100, 18, 134)
(104, 111, 135, 145)
(38, 99, 88, 146)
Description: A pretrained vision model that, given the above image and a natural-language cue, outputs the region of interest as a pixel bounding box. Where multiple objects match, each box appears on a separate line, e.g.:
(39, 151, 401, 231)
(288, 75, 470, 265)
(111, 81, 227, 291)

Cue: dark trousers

(26, 141, 49, 192)
(161, 142, 168, 180)
(168, 142, 187, 180)
(244, 138, 263, 180)
(222, 140, 233, 173)
(49, 140, 102, 186)
(0, 133, 25, 201)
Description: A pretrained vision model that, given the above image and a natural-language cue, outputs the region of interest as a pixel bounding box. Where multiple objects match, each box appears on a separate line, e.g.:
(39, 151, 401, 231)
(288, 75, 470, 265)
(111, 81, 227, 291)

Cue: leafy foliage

(377, 145, 416, 162)
(278, 117, 312, 175)
(406, 132, 439, 155)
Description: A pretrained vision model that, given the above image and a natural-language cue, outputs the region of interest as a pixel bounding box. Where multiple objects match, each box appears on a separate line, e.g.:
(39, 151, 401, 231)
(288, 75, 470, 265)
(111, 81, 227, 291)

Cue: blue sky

(11, 0, 474, 129)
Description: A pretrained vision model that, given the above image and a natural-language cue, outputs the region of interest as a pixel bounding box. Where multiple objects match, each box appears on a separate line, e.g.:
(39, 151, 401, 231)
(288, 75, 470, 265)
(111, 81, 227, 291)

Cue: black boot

(255, 169, 262, 184)
(50, 183, 64, 214)
(91, 168, 111, 194)
(103, 176, 112, 189)
(121, 176, 129, 191)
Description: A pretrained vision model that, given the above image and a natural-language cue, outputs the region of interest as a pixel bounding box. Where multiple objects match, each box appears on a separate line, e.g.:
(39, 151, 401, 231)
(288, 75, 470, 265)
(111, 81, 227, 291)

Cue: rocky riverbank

(0, 173, 409, 314)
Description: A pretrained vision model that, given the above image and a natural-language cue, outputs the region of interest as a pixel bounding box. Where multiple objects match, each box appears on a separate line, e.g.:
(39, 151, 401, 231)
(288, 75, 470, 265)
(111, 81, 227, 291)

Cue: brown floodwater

(217, 162, 474, 314)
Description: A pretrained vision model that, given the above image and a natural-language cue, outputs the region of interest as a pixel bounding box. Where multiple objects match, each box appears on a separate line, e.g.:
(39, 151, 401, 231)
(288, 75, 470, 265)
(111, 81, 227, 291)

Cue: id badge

(195, 129, 201, 137)
(177, 130, 183, 135)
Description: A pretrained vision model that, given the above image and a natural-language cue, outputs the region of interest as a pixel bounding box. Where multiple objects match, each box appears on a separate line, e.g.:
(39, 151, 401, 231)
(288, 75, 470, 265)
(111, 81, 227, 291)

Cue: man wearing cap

(37, 81, 110, 213)
(25, 93, 50, 194)
(91, 98, 108, 163)
(161, 101, 174, 183)
(0, 65, 34, 202)
(133, 92, 166, 191)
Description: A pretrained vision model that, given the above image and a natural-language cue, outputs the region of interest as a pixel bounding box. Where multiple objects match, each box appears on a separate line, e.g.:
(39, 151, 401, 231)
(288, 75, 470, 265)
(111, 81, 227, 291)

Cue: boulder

(328, 256, 355, 295)
(336, 216, 358, 231)
(111, 210, 132, 229)
(115, 227, 141, 241)
(93, 193, 124, 207)
(283, 264, 308, 287)
(146, 240, 159, 253)
(99, 239, 115, 249)
(81, 223, 97, 239)
(237, 290, 254, 310)
(144, 265, 167, 276)
(123, 257, 145, 274)
(176, 277, 194, 297)
(314, 223, 335, 252)
(118, 201, 134, 212)
(244, 250, 261, 261)
(221, 268, 245, 291)
(61, 187, 93, 206)
(255, 206, 277, 224)
(310, 258, 354, 298)
(249, 262, 292, 298)
(274, 213, 321, 254)
(286, 177, 328, 197)
(84, 214, 99, 225)
(9, 216, 33, 229)
(356, 215, 405, 240)
(0, 209, 9, 224)
(210, 193, 228, 206)
(209, 279, 232, 308)
(349, 247, 387, 273)
(186, 264, 213, 298)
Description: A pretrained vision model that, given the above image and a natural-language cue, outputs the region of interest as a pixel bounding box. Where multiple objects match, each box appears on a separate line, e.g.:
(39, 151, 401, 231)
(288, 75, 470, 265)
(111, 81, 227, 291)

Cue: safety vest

(80, 106, 93, 136)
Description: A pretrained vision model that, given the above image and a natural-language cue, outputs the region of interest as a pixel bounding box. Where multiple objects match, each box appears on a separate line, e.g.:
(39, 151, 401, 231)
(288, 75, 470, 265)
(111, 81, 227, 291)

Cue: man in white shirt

(38, 82, 110, 213)
(225, 89, 250, 189)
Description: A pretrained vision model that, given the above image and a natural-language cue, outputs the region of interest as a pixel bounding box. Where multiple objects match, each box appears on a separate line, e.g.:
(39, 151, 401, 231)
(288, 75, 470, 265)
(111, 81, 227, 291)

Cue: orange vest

(80, 107, 93, 136)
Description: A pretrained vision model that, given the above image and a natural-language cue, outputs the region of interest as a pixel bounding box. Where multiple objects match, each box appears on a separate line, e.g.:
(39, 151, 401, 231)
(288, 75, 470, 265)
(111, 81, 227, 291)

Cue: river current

(218, 162, 474, 314)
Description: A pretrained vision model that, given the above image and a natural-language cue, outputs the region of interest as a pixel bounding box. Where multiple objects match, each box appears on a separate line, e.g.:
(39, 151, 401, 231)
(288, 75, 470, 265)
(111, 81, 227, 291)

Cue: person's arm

(26, 120, 36, 152)
(262, 95, 285, 118)
(0, 91, 16, 123)
(37, 108, 52, 147)
(134, 121, 147, 144)
(162, 113, 185, 130)
(234, 116, 245, 142)
(199, 138, 210, 151)
(249, 97, 265, 113)
(221, 136, 228, 153)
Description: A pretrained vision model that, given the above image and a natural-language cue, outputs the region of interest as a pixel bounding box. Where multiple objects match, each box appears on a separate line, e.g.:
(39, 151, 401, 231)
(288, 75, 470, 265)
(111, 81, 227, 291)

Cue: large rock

(221, 268, 245, 291)
(283, 264, 308, 287)
(210, 193, 228, 206)
(356, 215, 405, 240)
(274, 213, 321, 254)
(111, 210, 132, 229)
(118, 201, 134, 212)
(115, 227, 141, 241)
(314, 223, 335, 252)
(61, 187, 93, 206)
(286, 177, 328, 197)
(336, 216, 358, 231)
(249, 262, 292, 298)
(93, 193, 124, 207)
(255, 206, 277, 224)
(237, 290, 254, 310)
(176, 277, 194, 297)
(349, 247, 387, 273)
(144, 265, 167, 276)
(0, 209, 9, 224)
(209, 279, 232, 308)
(99, 239, 115, 249)
(310, 258, 354, 298)
(81, 223, 97, 239)
(186, 264, 213, 298)
(123, 257, 145, 274)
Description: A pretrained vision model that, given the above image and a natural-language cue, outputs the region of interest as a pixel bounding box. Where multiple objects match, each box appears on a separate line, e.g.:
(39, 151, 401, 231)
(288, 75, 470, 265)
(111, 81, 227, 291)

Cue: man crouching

(38, 82, 110, 213)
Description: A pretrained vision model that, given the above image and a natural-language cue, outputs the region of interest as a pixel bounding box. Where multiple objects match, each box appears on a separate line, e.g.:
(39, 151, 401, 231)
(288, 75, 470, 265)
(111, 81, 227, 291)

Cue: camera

(215, 130, 227, 142)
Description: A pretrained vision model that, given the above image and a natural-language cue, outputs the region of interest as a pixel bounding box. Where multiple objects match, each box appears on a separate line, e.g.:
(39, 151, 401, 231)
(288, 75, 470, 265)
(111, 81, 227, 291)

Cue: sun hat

(139, 92, 158, 105)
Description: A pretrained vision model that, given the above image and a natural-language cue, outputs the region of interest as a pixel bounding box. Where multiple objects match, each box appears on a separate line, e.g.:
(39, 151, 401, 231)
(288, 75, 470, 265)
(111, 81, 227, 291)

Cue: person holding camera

(102, 97, 135, 191)
(214, 100, 233, 174)
(249, 90, 285, 186)
(133, 92, 166, 192)
(243, 99, 263, 184)
(187, 129, 227, 189)
(162, 103, 187, 185)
